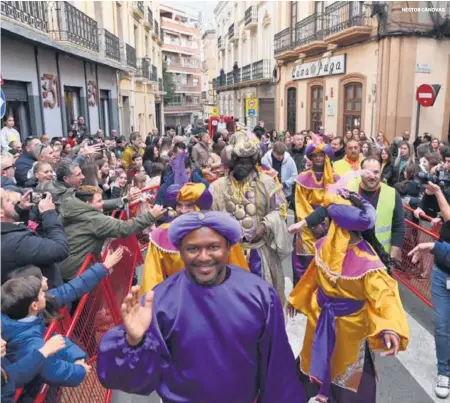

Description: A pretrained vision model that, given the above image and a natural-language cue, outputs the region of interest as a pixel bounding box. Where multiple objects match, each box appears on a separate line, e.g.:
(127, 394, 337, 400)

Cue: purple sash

(310, 288, 365, 401)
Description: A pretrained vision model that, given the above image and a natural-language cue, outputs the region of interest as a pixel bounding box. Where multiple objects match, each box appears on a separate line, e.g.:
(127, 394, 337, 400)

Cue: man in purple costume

(97, 211, 306, 403)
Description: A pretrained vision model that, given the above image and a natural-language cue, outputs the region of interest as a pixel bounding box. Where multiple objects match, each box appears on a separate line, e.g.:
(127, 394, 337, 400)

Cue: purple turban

(168, 211, 243, 248)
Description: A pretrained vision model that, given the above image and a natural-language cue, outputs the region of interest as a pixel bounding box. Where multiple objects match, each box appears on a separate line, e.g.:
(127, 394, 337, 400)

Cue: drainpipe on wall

(55, 52, 66, 136)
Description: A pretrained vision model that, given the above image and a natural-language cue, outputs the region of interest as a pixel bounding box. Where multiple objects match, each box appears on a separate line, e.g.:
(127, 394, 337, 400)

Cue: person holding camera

(1, 190, 69, 288)
(408, 182, 450, 399)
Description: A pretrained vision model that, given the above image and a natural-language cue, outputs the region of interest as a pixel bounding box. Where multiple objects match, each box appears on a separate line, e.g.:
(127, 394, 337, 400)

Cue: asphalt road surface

(113, 211, 445, 403)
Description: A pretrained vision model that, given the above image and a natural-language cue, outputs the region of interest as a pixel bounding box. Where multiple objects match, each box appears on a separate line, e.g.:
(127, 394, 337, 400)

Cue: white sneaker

(435, 375, 450, 399)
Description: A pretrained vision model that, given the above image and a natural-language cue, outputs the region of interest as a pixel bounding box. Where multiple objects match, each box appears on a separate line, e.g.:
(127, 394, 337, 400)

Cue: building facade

(213, 1, 276, 130)
(201, 29, 218, 120)
(0, 1, 164, 140)
(118, 1, 165, 137)
(274, 1, 450, 140)
(161, 4, 202, 127)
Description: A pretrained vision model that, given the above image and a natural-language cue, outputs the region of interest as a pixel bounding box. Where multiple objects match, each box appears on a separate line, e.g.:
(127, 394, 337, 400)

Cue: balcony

(174, 83, 201, 93)
(166, 61, 201, 75)
(144, 7, 153, 30)
(274, 27, 297, 60)
(126, 43, 137, 68)
(218, 36, 224, 51)
(323, 1, 373, 45)
(158, 78, 164, 91)
(132, 1, 144, 19)
(99, 28, 121, 61)
(136, 57, 151, 81)
(228, 23, 239, 42)
(215, 59, 272, 90)
(152, 20, 160, 40)
(294, 12, 327, 55)
(53, 1, 99, 52)
(165, 101, 202, 113)
(245, 6, 258, 29)
(151, 65, 157, 82)
(251, 60, 271, 80)
(1, 1, 49, 33)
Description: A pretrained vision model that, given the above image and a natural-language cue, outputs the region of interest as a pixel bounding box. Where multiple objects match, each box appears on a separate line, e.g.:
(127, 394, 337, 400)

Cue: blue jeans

(431, 265, 450, 376)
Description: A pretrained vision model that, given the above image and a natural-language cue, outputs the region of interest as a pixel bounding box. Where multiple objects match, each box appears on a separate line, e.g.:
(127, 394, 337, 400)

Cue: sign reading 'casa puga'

(292, 54, 346, 80)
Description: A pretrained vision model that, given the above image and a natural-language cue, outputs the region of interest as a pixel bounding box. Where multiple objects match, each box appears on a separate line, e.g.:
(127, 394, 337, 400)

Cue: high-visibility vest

(347, 180, 396, 253)
(333, 157, 362, 176)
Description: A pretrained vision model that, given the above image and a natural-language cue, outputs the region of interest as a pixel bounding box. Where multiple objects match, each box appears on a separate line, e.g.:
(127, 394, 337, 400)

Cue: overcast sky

(163, 0, 219, 28)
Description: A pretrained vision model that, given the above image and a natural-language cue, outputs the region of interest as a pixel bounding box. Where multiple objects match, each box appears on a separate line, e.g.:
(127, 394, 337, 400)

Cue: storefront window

(64, 86, 81, 128)
(343, 82, 362, 133)
(310, 85, 323, 133)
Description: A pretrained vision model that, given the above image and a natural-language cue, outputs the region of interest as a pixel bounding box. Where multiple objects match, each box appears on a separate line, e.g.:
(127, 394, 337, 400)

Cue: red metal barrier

(17, 234, 140, 403)
(393, 206, 439, 307)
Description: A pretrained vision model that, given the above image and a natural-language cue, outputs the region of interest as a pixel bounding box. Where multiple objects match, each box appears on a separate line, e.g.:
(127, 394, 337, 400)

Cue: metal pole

(415, 101, 421, 141)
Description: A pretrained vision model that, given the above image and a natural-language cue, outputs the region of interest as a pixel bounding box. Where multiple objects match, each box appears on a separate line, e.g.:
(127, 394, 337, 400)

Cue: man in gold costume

(288, 185, 409, 403)
(209, 138, 291, 304)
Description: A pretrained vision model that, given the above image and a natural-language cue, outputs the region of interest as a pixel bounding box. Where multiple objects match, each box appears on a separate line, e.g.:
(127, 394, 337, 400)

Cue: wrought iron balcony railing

(103, 29, 120, 61)
(242, 64, 252, 82)
(244, 6, 258, 27)
(148, 7, 153, 29)
(126, 43, 137, 68)
(1, 1, 49, 33)
(53, 1, 99, 52)
(323, 1, 369, 36)
(154, 20, 159, 37)
(136, 57, 151, 80)
(295, 12, 324, 47)
(274, 27, 292, 55)
(228, 23, 236, 40)
(151, 65, 157, 82)
(137, 1, 144, 15)
(216, 60, 272, 88)
(251, 59, 271, 80)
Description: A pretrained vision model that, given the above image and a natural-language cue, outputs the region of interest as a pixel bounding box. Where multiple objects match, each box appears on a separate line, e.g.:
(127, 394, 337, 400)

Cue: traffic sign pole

(414, 101, 421, 141)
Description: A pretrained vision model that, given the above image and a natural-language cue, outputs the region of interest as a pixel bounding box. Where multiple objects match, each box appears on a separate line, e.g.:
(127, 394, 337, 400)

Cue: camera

(415, 170, 450, 189)
(29, 192, 47, 204)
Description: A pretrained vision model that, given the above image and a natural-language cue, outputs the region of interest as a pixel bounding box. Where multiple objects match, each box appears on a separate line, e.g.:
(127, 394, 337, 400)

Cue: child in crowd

(1, 335, 66, 403)
(1, 248, 123, 391)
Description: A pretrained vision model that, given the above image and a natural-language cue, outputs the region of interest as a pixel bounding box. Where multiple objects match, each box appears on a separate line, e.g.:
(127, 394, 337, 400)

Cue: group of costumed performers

(294, 139, 339, 284)
(209, 137, 292, 306)
(288, 171, 409, 403)
(141, 152, 248, 294)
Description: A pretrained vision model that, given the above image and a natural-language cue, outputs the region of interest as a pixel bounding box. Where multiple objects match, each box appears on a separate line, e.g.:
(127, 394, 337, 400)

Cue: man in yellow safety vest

(347, 157, 406, 261)
(333, 140, 363, 177)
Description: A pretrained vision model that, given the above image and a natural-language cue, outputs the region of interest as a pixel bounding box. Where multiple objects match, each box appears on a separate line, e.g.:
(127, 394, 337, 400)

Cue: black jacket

(381, 162, 394, 186)
(394, 179, 420, 197)
(0, 176, 23, 193)
(289, 146, 306, 173)
(14, 151, 36, 187)
(1, 210, 68, 288)
(332, 148, 345, 162)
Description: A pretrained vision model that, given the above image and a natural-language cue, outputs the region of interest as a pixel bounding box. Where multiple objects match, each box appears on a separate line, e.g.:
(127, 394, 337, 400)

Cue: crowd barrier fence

(15, 233, 140, 403)
(393, 206, 439, 307)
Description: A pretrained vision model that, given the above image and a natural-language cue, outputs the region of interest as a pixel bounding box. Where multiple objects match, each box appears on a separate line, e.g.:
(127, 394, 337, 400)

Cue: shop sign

(292, 55, 346, 80)
(416, 64, 431, 74)
(245, 98, 258, 117)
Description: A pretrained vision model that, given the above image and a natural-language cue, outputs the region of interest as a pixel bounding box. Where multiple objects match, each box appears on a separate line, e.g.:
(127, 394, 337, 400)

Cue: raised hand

(148, 204, 166, 219)
(39, 334, 66, 357)
(103, 247, 124, 271)
(121, 286, 154, 346)
(38, 193, 55, 213)
(288, 220, 306, 234)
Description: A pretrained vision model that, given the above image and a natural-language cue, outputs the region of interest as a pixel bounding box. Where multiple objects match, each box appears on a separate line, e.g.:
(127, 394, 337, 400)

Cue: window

(314, 1, 324, 32)
(310, 85, 323, 133)
(145, 35, 149, 56)
(64, 86, 81, 127)
(192, 78, 199, 87)
(287, 88, 297, 133)
(291, 1, 297, 43)
(193, 97, 199, 104)
(343, 83, 362, 133)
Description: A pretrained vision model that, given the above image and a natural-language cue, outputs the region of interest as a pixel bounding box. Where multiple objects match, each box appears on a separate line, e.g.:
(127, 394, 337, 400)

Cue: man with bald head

(1, 153, 22, 193)
(333, 139, 363, 176)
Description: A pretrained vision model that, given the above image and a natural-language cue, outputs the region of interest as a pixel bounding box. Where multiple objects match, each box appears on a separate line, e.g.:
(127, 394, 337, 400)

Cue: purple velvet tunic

(97, 266, 306, 403)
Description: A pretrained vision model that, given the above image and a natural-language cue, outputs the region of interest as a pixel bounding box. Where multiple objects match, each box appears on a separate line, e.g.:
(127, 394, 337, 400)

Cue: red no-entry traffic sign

(416, 84, 441, 107)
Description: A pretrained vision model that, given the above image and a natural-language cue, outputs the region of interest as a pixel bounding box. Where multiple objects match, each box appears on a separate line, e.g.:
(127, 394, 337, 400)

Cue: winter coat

(59, 197, 157, 280)
(0, 264, 109, 388)
(261, 152, 298, 198)
(289, 146, 306, 173)
(1, 210, 68, 288)
(381, 162, 394, 186)
(0, 176, 23, 193)
(14, 152, 36, 187)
